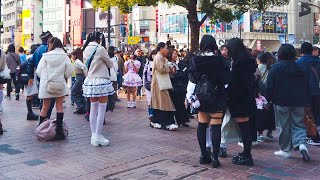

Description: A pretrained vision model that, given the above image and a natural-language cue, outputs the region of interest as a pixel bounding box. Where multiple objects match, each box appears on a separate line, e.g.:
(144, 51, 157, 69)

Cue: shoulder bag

(157, 72, 172, 91)
(46, 60, 65, 95)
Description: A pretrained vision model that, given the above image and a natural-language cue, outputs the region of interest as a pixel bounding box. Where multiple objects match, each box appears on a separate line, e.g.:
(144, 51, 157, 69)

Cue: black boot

(211, 124, 221, 168)
(27, 99, 39, 120)
(39, 116, 47, 125)
(15, 93, 19, 101)
(197, 122, 212, 164)
(55, 113, 65, 140)
(233, 121, 254, 166)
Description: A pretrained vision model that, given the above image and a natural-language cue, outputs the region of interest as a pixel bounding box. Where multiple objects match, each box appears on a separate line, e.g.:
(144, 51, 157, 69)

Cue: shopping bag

(221, 108, 242, 144)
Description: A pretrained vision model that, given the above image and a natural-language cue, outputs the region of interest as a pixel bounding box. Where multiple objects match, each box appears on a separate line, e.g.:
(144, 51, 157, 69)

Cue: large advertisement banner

(251, 11, 288, 33)
(160, 14, 187, 34)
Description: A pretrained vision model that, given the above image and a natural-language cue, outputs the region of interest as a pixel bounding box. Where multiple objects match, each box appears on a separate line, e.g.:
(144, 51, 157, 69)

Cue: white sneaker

(299, 144, 311, 162)
(91, 134, 109, 146)
(131, 102, 136, 108)
(127, 101, 132, 108)
(238, 142, 244, 147)
(274, 150, 292, 159)
(307, 139, 320, 146)
(150, 122, 162, 129)
(257, 134, 265, 142)
(166, 124, 178, 131)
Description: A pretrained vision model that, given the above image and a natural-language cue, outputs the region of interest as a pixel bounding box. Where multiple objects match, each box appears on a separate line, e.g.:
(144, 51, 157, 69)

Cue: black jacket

(189, 54, 231, 112)
(228, 56, 257, 118)
(266, 60, 310, 107)
(170, 60, 189, 93)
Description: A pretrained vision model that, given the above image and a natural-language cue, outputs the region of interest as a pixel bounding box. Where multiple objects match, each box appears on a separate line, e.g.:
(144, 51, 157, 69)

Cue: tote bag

(157, 72, 173, 91)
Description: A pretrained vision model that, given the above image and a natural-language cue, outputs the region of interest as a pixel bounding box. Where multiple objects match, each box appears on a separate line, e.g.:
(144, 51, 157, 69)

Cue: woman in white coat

(36, 37, 74, 140)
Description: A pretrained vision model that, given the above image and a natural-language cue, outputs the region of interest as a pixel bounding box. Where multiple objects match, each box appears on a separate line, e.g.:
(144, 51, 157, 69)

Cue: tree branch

(199, 14, 208, 27)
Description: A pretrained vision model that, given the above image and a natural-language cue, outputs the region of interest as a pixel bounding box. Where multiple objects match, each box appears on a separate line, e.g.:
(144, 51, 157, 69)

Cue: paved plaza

(0, 94, 320, 180)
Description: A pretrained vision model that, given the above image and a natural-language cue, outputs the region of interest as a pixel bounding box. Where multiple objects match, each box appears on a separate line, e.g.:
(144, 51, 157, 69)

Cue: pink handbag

(35, 119, 68, 141)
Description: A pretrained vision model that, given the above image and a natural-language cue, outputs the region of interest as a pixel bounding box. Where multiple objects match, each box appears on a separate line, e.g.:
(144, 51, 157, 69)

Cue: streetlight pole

(282, 19, 288, 44)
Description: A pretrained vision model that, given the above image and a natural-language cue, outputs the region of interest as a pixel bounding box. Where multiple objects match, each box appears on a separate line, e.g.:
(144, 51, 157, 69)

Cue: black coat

(189, 55, 231, 113)
(170, 60, 189, 93)
(228, 56, 257, 118)
(266, 60, 310, 107)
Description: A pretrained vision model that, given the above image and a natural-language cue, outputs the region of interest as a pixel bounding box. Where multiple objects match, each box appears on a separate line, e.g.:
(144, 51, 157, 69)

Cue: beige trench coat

(151, 53, 175, 111)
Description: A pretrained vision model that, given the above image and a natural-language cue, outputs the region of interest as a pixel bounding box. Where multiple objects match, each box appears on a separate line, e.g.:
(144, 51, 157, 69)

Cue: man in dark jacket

(28, 31, 56, 121)
(267, 44, 310, 162)
(296, 43, 320, 129)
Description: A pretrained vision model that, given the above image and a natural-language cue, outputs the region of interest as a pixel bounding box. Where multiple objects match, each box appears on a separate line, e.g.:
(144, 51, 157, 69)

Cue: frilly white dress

(122, 60, 143, 87)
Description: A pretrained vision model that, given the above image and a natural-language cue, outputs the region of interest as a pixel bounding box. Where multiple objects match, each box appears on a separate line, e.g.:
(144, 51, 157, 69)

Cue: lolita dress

(122, 60, 143, 87)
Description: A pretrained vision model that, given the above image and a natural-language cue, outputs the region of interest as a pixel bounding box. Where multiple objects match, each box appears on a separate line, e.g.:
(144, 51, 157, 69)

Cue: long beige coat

(151, 52, 175, 111)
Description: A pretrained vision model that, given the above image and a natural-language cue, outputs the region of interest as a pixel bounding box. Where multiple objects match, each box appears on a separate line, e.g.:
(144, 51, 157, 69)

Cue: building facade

(2, 0, 23, 49)
(158, 0, 319, 51)
(42, 0, 66, 43)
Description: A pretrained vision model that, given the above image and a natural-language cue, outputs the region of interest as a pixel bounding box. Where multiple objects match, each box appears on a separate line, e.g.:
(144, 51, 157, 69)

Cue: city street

(0, 94, 320, 180)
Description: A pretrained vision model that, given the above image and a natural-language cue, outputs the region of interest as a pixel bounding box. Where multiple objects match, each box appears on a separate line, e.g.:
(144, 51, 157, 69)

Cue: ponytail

(82, 33, 93, 52)
(81, 32, 106, 51)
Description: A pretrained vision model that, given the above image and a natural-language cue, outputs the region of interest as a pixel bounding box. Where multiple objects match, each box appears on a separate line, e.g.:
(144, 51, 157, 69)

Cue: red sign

(70, 0, 82, 45)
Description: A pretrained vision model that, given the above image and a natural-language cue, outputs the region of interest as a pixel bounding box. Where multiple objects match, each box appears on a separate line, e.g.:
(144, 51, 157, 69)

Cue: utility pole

(107, 7, 111, 46)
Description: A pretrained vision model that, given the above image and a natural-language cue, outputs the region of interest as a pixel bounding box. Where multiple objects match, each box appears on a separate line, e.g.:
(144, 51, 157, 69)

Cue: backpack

(195, 75, 216, 106)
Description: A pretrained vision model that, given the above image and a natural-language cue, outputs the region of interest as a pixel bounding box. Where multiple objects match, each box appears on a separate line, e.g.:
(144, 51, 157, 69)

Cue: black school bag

(195, 75, 216, 106)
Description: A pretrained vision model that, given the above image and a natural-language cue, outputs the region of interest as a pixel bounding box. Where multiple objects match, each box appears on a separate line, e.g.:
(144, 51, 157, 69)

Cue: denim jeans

(274, 105, 307, 152)
(71, 75, 86, 110)
(70, 77, 76, 103)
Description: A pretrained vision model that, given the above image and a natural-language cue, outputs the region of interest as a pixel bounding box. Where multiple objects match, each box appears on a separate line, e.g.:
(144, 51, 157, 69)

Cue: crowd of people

(0, 30, 319, 169)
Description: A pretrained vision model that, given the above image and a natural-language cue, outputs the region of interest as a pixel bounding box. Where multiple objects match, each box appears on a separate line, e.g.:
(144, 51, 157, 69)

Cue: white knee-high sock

(89, 102, 99, 134)
(96, 103, 107, 135)
(206, 127, 212, 148)
(0, 90, 3, 105)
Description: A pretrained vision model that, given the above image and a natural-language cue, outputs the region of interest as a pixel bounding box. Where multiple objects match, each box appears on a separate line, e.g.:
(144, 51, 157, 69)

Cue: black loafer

(232, 154, 254, 166)
(219, 147, 227, 158)
(200, 155, 212, 164)
(212, 158, 220, 168)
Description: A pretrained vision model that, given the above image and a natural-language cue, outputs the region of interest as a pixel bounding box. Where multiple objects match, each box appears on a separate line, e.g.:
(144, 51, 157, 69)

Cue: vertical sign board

(70, 0, 83, 45)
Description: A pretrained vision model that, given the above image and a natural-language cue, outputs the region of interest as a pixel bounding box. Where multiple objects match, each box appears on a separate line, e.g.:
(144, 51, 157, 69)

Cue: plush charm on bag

(35, 119, 68, 141)
(255, 95, 268, 110)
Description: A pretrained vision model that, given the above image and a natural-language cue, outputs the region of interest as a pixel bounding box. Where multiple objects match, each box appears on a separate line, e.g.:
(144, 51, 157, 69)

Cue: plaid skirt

(83, 77, 115, 98)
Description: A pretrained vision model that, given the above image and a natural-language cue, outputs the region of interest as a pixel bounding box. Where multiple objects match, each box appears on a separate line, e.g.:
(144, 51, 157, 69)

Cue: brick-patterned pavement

(0, 94, 320, 180)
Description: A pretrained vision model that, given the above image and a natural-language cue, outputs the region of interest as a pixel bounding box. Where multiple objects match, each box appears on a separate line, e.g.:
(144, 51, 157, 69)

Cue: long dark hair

(199, 35, 218, 54)
(7, 44, 15, 53)
(82, 32, 106, 51)
(227, 38, 249, 61)
(71, 48, 84, 62)
(257, 52, 276, 69)
(48, 37, 66, 52)
(148, 49, 157, 61)
(108, 46, 115, 58)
